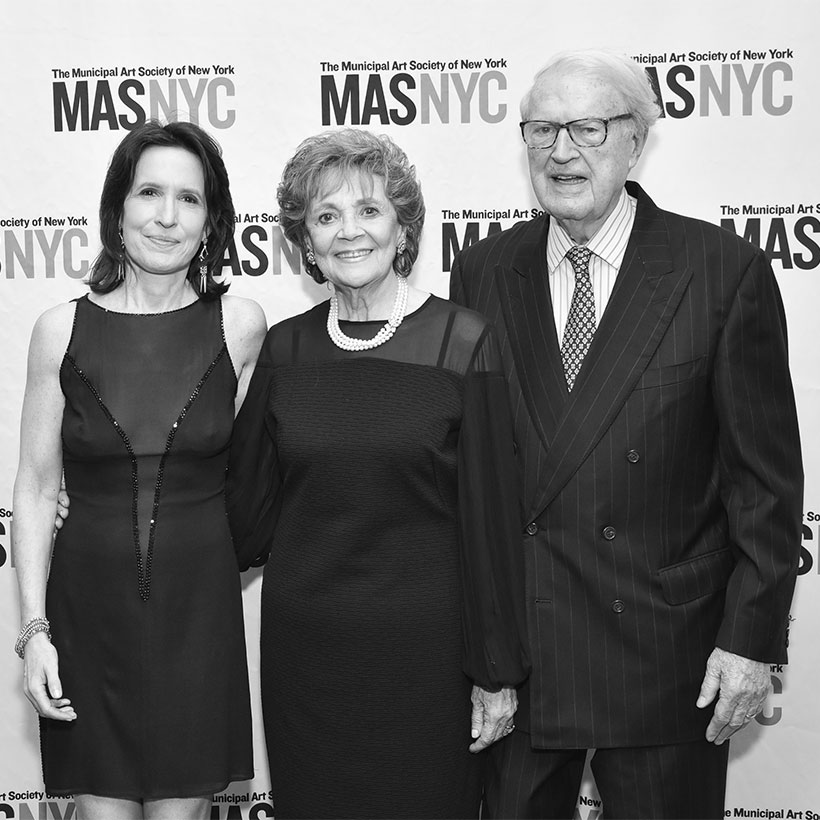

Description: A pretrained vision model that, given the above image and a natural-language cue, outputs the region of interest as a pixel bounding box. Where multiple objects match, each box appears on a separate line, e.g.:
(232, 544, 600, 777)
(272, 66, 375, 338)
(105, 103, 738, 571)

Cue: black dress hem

(44, 770, 255, 801)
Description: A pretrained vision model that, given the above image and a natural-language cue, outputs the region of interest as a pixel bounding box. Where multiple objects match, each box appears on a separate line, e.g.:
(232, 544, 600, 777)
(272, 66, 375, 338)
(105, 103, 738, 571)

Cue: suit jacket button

(612, 600, 625, 614)
(602, 526, 617, 540)
(526, 522, 538, 536)
(626, 449, 640, 463)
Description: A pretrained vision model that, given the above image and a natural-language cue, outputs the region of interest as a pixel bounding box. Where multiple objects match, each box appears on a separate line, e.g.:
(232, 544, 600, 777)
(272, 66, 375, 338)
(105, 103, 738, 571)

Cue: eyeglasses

(519, 114, 633, 149)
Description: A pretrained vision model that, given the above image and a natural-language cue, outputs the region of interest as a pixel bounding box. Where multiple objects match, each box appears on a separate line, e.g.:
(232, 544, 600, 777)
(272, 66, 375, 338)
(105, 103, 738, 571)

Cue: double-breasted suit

(450, 181, 803, 750)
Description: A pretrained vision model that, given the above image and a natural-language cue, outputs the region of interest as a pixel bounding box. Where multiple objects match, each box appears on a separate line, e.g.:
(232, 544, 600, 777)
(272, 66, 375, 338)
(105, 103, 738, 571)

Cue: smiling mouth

(551, 174, 587, 185)
(335, 249, 372, 259)
(147, 236, 179, 246)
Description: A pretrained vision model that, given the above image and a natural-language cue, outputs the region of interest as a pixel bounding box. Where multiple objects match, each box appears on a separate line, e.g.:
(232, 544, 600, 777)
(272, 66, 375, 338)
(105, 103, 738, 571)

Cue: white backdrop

(1, 1, 817, 817)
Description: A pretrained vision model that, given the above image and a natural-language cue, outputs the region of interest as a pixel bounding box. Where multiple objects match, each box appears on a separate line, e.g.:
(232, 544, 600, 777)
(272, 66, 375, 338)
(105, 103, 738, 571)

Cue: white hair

(520, 49, 661, 141)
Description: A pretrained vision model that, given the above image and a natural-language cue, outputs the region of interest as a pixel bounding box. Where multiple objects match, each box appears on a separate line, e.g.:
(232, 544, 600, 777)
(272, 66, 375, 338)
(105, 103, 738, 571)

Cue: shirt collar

(546, 187, 636, 275)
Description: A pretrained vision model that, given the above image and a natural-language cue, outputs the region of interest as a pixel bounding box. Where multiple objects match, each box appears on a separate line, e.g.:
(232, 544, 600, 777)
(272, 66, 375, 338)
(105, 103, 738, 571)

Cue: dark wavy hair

(277, 129, 426, 284)
(86, 120, 235, 300)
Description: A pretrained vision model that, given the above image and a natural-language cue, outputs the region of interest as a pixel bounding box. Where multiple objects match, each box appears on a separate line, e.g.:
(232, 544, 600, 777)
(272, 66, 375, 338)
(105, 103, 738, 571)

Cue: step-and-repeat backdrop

(1, 1, 817, 817)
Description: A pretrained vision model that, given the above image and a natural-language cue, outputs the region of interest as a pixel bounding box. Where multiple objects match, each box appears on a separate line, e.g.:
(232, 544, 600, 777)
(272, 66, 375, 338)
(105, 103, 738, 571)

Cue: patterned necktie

(561, 246, 596, 391)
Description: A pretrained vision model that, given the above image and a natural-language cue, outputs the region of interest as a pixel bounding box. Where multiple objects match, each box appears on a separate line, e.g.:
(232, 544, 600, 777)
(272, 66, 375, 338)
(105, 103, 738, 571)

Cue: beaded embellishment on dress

(65, 347, 227, 601)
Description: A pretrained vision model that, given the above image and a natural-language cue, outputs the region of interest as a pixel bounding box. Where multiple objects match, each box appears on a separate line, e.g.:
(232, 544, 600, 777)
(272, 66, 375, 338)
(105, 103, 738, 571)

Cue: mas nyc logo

(319, 58, 508, 126)
(51, 63, 236, 132)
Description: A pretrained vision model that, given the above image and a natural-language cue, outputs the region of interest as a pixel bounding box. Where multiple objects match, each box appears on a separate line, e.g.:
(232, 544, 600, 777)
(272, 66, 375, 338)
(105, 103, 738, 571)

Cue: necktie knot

(566, 246, 593, 279)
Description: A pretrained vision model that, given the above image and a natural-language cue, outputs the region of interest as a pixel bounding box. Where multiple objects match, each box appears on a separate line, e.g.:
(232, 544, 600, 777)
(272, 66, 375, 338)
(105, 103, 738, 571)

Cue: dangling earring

(199, 240, 208, 293)
(306, 249, 316, 266)
(118, 229, 126, 282)
(397, 236, 407, 255)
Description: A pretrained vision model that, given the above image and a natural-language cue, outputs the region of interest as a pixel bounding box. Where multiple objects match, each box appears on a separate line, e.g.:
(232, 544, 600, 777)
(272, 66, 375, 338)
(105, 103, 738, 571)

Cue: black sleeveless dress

(228, 296, 529, 819)
(41, 294, 253, 799)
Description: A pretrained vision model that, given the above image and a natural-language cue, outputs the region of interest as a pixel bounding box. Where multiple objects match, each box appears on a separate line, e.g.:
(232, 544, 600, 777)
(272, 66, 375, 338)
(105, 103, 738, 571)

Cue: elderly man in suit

(450, 49, 803, 819)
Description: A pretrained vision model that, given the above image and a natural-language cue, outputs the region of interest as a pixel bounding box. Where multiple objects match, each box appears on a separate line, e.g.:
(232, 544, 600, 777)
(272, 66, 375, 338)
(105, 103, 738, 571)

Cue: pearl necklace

(327, 274, 409, 351)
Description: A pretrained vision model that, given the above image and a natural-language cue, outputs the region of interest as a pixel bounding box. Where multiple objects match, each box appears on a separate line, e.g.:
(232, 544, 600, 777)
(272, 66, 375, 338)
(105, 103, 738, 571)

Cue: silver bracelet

(14, 617, 51, 659)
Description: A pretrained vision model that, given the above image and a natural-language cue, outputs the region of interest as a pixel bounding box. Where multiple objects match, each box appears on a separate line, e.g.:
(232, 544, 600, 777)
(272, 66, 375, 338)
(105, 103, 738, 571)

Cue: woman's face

(120, 145, 208, 279)
(304, 171, 404, 291)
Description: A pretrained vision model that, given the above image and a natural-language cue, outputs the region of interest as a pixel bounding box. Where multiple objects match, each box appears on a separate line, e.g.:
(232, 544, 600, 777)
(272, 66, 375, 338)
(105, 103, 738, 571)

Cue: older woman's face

(120, 146, 208, 279)
(305, 171, 403, 291)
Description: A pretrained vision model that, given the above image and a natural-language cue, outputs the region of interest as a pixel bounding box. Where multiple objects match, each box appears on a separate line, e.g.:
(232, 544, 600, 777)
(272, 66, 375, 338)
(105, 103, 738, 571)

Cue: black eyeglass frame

(519, 113, 633, 149)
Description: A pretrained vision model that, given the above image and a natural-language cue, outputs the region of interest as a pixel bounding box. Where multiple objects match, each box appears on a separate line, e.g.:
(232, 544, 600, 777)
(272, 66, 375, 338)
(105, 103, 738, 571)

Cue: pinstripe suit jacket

(450, 182, 803, 749)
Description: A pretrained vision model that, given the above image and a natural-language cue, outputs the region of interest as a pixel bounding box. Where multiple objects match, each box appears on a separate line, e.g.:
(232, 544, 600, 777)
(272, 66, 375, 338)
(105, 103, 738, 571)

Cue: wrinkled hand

(469, 685, 517, 753)
(54, 484, 70, 536)
(696, 647, 770, 744)
(23, 633, 76, 721)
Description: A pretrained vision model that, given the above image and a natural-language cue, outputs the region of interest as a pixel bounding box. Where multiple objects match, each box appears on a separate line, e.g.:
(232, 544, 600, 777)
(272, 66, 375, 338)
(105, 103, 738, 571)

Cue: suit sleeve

(713, 248, 803, 662)
(458, 323, 530, 690)
(226, 335, 282, 571)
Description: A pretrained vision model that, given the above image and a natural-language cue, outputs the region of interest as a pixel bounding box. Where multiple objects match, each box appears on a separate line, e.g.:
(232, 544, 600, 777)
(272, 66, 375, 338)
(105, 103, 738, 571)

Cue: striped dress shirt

(546, 187, 636, 342)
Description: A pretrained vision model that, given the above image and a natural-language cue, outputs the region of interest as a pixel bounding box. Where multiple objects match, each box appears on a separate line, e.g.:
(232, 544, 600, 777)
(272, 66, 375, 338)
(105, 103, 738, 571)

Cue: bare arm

(13, 303, 77, 720)
(222, 295, 267, 416)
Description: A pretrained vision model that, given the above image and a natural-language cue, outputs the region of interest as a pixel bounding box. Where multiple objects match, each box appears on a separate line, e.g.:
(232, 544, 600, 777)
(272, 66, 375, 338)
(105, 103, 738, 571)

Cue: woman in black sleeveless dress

(13, 122, 265, 820)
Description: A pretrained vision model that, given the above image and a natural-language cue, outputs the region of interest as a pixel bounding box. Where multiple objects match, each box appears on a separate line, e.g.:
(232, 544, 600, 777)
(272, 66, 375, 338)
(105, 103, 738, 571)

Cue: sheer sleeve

(227, 334, 281, 571)
(457, 322, 530, 690)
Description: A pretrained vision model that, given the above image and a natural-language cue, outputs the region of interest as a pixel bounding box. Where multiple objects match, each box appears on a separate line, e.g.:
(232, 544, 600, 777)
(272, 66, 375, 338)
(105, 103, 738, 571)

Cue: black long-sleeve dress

(228, 295, 528, 819)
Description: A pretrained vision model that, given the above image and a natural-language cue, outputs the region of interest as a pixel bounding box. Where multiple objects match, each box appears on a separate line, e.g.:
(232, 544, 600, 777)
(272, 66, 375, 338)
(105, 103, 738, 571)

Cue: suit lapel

(494, 217, 568, 453)
(527, 183, 694, 520)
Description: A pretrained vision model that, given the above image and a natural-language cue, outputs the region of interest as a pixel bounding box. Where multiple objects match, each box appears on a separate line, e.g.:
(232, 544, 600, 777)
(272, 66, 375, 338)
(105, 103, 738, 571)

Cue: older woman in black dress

(228, 129, 529, 819)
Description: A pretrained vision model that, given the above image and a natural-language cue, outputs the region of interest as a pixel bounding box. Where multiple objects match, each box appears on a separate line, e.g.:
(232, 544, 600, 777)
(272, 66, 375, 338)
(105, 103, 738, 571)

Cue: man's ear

(629, 128, 648, 170)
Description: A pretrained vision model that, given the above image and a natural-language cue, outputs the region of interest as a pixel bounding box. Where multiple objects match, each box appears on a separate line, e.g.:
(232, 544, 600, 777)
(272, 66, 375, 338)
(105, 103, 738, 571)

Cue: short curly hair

(277, 129, 425, 283)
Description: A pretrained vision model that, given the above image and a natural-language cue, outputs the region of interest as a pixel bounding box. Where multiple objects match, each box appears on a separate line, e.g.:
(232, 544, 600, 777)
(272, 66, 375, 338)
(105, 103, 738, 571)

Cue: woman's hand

(23, 633, 76, 721)
(469, 684, 517, 752)
(54, 484, 69, 535)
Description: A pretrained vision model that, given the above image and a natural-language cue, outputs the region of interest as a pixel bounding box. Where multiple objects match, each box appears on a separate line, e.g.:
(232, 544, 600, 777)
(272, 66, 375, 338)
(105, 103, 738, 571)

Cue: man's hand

(696, 647, 771, 744)
(469, 685, 517, 753)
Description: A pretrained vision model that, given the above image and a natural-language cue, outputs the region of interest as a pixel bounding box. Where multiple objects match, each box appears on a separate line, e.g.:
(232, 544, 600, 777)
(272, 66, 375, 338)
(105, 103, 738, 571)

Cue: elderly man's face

(525, 67, 644, 244)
